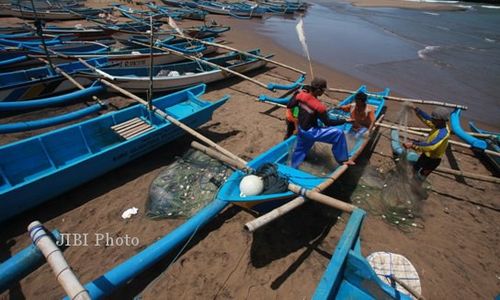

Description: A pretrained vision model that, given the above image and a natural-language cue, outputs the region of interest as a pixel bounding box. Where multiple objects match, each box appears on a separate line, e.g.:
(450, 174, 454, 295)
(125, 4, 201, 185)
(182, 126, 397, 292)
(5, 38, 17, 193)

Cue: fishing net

(349, 104, 429, 230)
(254, 163, 289, 195)
(146, 149, 233, 219)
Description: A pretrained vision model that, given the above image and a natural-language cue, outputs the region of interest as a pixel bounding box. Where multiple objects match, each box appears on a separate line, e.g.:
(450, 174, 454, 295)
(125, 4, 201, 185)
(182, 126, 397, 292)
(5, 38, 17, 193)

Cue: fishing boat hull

(197, 4, 265, 17)
(0, 84, 228, 222)
(313, 208, 412, 299)
(450, 108, 487, 149)
(79, 49, 271, 92)
(0, 58, 107, 102)
(217, 86, 388, 211)
(469, 122, 500, 175)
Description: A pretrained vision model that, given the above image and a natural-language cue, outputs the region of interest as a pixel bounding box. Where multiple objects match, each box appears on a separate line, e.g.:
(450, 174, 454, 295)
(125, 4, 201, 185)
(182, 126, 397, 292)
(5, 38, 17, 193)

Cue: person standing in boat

(290, 77, 355, 168)
(403, 106, 450, 180)
(337, 91, 375, 139)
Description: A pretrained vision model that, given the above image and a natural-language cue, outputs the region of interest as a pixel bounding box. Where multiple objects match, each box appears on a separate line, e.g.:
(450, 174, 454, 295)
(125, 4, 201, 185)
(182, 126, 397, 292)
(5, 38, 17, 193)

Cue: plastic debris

(122, 207, 139, 219)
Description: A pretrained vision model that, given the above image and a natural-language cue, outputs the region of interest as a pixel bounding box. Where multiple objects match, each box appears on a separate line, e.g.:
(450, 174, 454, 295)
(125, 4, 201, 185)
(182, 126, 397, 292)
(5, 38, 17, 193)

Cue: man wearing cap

(290, 77, 355, 168)
(404, 106, 450, 180)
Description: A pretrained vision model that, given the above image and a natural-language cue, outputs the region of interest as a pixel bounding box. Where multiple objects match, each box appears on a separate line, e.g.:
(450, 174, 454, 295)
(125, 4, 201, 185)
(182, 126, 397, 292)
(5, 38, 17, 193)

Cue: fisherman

(403, 105, 450, 180)
(337, 91, 375, 139)
(290, 77, 355, 168)
(284, 86, 311, 140)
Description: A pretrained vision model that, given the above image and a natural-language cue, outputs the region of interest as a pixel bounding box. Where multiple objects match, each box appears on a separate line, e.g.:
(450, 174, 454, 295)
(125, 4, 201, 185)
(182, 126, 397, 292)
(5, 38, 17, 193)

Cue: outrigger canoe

(70, 86, 418, 300)
(217, 85, 388, 211)
(79, 49, 272, 93)
(0, 84, 228, 222)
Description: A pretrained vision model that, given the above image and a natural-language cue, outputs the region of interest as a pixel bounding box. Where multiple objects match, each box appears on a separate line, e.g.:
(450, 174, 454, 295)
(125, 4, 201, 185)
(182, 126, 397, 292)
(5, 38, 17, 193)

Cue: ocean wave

(481, 5, 500, 9)
(423, 11, 440, 16)
(418, 45, 440, 59)
(484, 38, 495, 43)
(456, 5, 473, 9)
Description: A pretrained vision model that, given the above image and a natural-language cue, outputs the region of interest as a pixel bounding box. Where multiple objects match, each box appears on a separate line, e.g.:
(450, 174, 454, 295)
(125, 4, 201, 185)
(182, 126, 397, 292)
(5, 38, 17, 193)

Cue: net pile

(146, 149, 233, 219)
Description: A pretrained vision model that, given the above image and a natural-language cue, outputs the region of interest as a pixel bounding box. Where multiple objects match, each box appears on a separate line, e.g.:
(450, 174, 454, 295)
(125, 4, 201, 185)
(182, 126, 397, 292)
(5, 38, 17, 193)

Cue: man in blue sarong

(290, 78, 355, 168)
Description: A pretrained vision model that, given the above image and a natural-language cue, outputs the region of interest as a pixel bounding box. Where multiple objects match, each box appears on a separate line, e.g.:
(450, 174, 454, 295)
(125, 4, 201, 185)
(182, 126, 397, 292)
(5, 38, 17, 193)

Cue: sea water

(257, 0, 500, 128)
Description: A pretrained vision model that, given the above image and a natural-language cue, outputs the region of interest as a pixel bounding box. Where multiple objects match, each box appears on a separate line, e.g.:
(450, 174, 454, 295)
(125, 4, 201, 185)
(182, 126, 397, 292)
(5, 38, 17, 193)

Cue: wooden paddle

(328, 87, 468, 110)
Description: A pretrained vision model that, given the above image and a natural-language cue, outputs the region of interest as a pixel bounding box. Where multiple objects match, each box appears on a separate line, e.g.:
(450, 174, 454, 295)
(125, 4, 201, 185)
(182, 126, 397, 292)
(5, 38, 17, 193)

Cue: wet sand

(1, 2, 499, 300)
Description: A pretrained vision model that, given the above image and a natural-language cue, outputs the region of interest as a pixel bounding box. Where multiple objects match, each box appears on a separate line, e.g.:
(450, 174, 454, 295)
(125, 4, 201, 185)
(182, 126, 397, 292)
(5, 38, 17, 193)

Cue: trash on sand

(122, 207, 139, 219)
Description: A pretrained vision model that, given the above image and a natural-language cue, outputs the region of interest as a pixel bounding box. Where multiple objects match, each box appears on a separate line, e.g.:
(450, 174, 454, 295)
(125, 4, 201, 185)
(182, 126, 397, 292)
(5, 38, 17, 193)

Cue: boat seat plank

(110, 117, 142, 130)
(111, 117, 153, 140)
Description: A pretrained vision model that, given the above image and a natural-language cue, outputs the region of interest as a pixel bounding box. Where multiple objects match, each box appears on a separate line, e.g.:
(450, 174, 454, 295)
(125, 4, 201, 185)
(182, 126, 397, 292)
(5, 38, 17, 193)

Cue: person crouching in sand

(404, 105, 450, 181)
(290, 77, 355, 168)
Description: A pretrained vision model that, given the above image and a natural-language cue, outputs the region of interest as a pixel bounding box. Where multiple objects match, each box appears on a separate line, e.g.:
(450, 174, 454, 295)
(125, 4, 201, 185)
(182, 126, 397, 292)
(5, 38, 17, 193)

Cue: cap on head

(431, 107, 450, 121)
(310, 77, 327, 90)
(355, 92, 367, 103)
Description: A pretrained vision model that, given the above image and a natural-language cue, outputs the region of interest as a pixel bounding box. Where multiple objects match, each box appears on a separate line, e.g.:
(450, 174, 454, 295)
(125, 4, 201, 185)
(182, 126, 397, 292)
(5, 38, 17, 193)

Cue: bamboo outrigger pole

(168, 33, 306, 75)
(328, 87, 468, 110)
(28, 221, 90, 300)
(378, 122, 500, 158)
(130, 40, 271, 90)
(382, 121, 497, 139)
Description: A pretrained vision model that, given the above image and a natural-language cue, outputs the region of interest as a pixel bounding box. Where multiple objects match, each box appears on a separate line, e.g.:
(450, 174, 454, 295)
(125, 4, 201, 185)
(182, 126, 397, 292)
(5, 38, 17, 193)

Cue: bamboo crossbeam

(328, 87, 467, 110)
(131, 40, 271, 90)
(434, 166, 500, 184)
(169, 33, 306, 75)
(111, 117, 142, 130)
(383, 121, 497, 139)
(28, 221, 90, 300)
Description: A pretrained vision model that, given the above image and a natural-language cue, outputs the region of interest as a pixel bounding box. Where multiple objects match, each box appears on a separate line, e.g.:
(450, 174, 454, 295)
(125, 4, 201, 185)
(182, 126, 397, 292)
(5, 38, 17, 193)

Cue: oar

(168, 33, 306, 75)
(130, 40, 271, 90)
(378, 122, 500, 158)
(75, 57, 116, 81)
(328, 87, 468, 110)
(244, 113, 386, 232)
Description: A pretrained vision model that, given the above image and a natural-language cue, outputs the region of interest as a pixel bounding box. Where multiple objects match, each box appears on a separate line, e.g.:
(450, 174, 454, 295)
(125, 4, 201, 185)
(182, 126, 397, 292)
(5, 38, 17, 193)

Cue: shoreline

(342, 0, 466, 11)
(0, 4, 499, 300)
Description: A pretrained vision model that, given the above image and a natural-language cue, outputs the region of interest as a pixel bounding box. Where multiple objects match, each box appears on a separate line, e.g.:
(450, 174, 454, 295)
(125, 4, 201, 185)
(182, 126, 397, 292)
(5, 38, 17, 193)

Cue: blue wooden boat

(147, 2, 207, 20)
(0, 81, 105, 111)
(469, 122, 500, 175)
(72, 86, 390, 300)
(197, 1, 266, 18)
(217, 86, 388, 211)
(0, 58, 108, 102)
(313, 208, 413, 299)
(450, 109, 487, 150)
(0, 84, 228, 222)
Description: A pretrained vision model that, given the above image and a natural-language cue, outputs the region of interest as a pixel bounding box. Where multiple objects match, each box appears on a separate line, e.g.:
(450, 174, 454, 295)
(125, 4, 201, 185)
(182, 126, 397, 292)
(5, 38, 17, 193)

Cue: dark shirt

(287, 90, 346, 131)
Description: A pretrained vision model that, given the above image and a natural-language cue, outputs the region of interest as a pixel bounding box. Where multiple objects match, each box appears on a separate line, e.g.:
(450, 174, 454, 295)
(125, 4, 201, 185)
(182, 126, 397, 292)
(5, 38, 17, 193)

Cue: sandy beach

(1, 1, 499, 299)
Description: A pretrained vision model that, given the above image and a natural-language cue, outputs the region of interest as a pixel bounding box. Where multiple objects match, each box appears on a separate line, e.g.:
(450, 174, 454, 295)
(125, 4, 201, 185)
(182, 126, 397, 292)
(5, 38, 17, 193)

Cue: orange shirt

(339, 103, 375, 130)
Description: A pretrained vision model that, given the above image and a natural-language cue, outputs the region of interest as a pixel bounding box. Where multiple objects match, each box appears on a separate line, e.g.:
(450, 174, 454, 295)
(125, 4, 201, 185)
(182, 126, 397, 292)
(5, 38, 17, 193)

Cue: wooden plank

(111, 117, 142, 130)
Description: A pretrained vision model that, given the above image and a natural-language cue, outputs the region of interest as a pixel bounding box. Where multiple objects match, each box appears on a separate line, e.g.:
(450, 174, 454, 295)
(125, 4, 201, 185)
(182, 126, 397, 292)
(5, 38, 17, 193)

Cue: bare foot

(343, 160, 356, 166)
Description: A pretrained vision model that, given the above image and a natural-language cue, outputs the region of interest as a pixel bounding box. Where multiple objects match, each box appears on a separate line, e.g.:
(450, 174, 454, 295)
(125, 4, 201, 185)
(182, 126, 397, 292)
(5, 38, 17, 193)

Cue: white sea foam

(457, 5, 473, 9)
(418, 45, 440, 59)
(484, 38, 495, 43)
(481, 5, 500, 9)
(423, 11, 440, 16)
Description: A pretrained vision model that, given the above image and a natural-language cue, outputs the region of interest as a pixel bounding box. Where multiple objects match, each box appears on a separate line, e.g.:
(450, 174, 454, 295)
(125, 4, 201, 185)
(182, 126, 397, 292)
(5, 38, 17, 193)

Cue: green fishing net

(146, 149, 233, 219)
